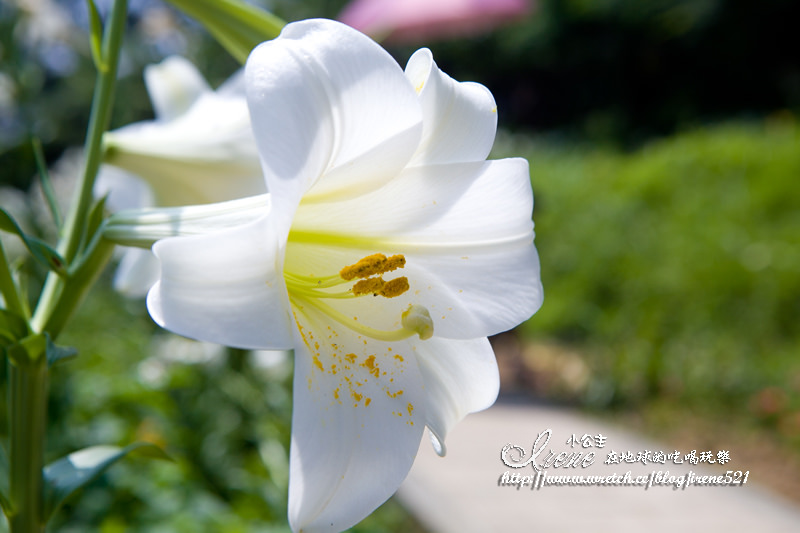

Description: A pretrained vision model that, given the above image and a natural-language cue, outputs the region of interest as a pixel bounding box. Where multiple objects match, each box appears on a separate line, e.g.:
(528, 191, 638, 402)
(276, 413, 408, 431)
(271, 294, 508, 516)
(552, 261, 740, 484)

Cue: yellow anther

(340, 253, 406, 281)
(352, 276, 409, 298)
(352, 277, 385, 296)
(380, 277, 409, 298)
(384, 254, 406, 271)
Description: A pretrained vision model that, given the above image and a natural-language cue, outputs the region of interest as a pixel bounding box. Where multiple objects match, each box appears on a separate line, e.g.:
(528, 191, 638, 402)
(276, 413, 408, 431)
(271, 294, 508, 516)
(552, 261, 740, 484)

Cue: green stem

(6, 2, 127, 531)
(38, 237, 115, 340)
(8, 357, 48, 533)
(0, 240, 26, 319)
(31, 0, 128, 336)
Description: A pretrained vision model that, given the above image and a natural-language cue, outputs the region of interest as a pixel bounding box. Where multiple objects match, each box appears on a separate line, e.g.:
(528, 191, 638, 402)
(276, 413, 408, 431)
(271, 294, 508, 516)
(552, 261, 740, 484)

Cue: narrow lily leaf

(43, 443, 171, 520)
(45, 333, 78, 367)
(84, 0, 108, 72)
(78, 195, 108, 259)
(0, 308, 29, 348)
(0, 443, 10, 515)
(0, 208, 67, 276)
(165, 0, 285, 63)
(32, 138, 62, 229)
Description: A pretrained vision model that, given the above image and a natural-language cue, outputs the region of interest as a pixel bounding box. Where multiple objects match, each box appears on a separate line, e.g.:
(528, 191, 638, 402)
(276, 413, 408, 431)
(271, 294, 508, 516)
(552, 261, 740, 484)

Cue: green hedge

(496, 119, 800, 407)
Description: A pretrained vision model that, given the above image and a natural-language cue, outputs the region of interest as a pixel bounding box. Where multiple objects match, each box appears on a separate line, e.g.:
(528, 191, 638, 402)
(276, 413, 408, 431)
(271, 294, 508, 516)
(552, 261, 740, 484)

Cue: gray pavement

(398, 399, 800, 532)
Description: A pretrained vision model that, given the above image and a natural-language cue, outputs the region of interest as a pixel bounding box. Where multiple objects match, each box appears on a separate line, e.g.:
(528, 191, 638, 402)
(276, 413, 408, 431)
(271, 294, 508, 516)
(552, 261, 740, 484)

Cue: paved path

(398, 399, 800, 532)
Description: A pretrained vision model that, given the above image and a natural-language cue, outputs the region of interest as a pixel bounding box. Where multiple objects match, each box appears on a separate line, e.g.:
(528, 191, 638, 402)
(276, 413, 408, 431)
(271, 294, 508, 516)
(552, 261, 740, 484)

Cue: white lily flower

(145, 19, 542, 533)
(102, 55, 265, 206)
(98, 55, 267, 295)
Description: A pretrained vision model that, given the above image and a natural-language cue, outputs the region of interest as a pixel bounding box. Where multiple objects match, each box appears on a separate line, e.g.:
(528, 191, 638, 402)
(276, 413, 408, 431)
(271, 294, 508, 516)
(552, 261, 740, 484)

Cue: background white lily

(144, 19, 542, 533)
(97, 55, 266, 295)
(102, 55, 265, 206)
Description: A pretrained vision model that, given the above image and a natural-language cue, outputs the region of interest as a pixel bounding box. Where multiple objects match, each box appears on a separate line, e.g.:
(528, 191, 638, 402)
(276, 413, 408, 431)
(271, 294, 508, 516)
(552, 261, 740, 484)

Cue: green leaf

(0, 208, 67, 276)
(0, 309, 29, 348)
(45, 333, 78, 367)
(31, 137, 62, 229)
(165, 0, 285, 63)
(86, 196, 108, 242)
(43, 442, 171, 520)
(77, 195, 108, 259)
(85, 0, 108, 72)
(0, 442, 10, 515)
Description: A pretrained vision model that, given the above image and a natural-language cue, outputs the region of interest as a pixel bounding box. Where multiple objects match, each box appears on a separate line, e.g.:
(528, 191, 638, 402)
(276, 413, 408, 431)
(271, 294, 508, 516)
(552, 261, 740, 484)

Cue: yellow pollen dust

(352, 276, 409, 298)
(360, 354, 380, 377)
(340, 253, 406, 281)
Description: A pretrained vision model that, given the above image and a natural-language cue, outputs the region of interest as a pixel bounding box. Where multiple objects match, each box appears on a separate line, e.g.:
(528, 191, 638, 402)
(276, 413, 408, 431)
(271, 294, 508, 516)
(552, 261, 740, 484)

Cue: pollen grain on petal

(360, 354, 380, 378)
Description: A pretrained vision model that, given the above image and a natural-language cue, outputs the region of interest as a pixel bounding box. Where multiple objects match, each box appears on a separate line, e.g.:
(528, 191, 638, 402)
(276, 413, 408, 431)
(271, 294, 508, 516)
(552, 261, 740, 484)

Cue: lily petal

(106, 194, 270, 248)
(147, 216, 294, 350)
(245, 18, 422, 220)
(405, 48, 497, 166)
(405, 243, 541, 338)
(143, 55, 211, 121)
(414, 336, 499, 456)
(288, 301, 424, 533)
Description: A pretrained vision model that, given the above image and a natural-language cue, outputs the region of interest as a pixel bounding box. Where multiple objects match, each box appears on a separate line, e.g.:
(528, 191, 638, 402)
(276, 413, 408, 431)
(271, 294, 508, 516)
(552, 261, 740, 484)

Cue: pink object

(339, 0, 532, 43)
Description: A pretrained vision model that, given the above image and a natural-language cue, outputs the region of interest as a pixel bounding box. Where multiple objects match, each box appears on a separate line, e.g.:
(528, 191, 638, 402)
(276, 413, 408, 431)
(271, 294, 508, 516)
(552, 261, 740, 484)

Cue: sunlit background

(1, 0, 799, 531)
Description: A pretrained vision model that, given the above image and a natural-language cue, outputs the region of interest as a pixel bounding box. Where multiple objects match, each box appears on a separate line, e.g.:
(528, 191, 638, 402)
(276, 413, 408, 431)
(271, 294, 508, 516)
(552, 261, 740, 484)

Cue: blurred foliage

(494, 117, 800, 419)
(392, 0, 800, 145)
(0, 0, 240, 191)
(4, 0, 800, 189)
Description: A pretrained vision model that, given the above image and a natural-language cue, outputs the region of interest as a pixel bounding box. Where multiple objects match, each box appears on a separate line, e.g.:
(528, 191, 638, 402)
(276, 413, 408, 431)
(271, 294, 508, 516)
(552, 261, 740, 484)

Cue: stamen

(352, 277, 385, 296)
(284, 271, 347, 289)
(352, 276, 409, 298)
(291, 295, 433, 342)
(284, 281, 357, 299)
(381, 277, 409, 298)
(340, 253, 406, 281)
(285, 252, 430, 342)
